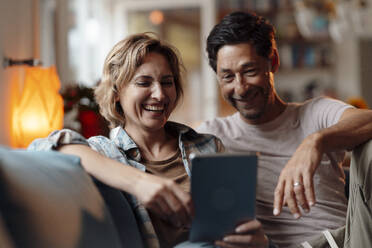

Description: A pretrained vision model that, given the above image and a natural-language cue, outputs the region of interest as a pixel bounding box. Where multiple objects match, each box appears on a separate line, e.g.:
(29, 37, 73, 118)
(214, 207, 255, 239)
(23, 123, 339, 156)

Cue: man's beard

(230, 83, 272, 121)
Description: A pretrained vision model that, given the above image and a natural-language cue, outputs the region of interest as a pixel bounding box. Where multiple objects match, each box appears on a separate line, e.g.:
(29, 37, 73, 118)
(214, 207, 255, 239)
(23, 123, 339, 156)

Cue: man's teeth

(143, 105, 164, 111)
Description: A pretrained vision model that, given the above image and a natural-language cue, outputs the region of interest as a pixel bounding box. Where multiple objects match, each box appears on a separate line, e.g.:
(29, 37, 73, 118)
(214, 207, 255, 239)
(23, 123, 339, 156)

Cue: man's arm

(273, 108, 372, 217)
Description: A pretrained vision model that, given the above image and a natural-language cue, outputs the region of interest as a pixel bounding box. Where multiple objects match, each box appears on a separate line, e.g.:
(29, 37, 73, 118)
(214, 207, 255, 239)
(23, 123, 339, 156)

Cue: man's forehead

(216, 43, 262, 71)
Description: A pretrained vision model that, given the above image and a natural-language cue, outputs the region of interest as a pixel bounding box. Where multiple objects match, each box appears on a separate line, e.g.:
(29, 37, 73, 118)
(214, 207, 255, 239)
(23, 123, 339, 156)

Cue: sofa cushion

(0, 211, 14, 248)
(0, 147, 122, 248)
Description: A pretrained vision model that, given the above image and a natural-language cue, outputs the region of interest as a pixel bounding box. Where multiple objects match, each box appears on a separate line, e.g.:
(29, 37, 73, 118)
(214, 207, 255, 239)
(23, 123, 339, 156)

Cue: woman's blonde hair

(95, 33, 184, 128)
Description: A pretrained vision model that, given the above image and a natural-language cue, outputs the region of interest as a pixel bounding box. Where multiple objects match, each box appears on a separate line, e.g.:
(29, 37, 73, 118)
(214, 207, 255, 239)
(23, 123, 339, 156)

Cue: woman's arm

(59, 144, 193, 227)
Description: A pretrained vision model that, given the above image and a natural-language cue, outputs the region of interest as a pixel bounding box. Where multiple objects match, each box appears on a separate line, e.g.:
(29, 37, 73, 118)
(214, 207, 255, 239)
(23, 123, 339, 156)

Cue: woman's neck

(124, 125, 178, 161)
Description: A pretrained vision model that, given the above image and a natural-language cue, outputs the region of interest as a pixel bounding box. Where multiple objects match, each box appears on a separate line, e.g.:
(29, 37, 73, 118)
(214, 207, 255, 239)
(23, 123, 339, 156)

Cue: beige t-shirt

(197, 97, 353, 247)
(143, 150, 190, 248)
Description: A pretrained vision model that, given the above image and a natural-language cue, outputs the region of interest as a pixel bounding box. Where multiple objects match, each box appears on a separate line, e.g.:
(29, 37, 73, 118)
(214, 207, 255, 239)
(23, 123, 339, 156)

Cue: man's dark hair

(206, 11, 276, 72)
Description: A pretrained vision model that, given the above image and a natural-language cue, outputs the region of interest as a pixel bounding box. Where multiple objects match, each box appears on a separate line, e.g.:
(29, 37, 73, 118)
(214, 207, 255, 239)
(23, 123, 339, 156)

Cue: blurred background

(1, 0, 372, 147)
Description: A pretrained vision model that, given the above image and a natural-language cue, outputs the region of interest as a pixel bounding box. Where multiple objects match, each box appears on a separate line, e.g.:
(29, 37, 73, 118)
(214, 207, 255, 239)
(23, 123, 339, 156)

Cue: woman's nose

(152, 83, 166, 100)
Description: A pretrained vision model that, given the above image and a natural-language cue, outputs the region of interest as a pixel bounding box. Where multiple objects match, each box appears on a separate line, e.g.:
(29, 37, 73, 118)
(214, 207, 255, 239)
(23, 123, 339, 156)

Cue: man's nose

(234, 74, 249, 96)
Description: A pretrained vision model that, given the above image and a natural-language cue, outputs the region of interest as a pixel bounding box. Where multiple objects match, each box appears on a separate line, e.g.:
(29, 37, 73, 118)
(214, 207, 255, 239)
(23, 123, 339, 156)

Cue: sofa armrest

(92, 179, 145, 248)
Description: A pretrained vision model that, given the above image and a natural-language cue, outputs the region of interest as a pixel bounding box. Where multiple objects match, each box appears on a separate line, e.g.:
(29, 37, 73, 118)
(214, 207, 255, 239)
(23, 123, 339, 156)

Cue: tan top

(144, 149, 190, 192)
(143, 149, 190, 248)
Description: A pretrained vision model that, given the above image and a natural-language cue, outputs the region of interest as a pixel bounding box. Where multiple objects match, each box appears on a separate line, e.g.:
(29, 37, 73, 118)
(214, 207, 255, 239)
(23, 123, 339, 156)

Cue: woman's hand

(134, 173, 194, 228)
(58, 144, 193, 227)
(215, 220, 269, 248)
(273, 133, 324, 218)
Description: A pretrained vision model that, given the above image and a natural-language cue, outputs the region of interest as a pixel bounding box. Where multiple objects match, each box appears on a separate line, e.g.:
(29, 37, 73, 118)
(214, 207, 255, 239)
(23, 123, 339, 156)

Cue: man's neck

(240, 94, 287, 125)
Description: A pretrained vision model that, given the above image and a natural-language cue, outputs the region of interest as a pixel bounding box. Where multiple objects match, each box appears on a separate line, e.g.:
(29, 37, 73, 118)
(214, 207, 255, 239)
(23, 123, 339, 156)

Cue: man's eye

(244, 69, 257, 76)
(221, 74, 234, 82)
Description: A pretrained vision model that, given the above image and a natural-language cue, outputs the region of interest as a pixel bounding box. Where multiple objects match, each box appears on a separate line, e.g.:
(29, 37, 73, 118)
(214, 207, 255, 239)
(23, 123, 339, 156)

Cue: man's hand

(215, 220, 269, 248)
(134, 173, 194, 228)
(273, 133, 324, 218)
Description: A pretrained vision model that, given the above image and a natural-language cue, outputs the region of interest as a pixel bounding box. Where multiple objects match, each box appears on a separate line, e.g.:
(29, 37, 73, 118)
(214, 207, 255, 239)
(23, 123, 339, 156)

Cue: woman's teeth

(143, 105, 164, 112)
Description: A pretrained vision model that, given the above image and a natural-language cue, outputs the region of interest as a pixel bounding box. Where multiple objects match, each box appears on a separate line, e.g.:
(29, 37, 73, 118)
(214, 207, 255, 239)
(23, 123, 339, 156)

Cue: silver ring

(293, 182, 302, 187)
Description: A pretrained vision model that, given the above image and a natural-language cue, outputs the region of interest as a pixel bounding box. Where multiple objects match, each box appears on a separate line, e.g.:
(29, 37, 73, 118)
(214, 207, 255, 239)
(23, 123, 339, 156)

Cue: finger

(215, 240, 244, 248)
(171, 184, 194, 218)
(293, 180, 309, 213)
(235, 219, 261, 233)
(285, 181, 301, 218)
(223, 234, 257, 244)
(303, 172, 316, 207)
(162, 184, 190, 226)
(273, 179, 285, 216)
(147, 199, 167, 217)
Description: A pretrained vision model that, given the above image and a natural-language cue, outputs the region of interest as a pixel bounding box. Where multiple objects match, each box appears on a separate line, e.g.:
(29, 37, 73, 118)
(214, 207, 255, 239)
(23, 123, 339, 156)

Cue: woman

(29, 33, 269, 248)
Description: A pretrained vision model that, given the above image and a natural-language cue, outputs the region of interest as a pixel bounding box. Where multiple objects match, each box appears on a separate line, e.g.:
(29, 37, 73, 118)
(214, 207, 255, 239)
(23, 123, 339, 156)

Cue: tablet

(189, 153, 257, 242)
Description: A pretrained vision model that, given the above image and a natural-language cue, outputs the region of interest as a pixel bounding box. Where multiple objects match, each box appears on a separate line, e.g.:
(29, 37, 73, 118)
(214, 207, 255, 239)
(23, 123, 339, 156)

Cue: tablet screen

(189, 153, 257, 242)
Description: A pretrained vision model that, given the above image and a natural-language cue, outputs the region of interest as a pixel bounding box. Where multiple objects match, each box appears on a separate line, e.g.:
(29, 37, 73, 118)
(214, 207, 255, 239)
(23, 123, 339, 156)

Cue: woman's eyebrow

(133, 75, 153, 80)
(162, 75, 174, 80)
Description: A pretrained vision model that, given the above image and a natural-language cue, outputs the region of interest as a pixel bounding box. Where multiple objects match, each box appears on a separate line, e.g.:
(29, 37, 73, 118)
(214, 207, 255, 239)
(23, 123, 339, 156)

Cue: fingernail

(235, 226, 243, 233)
(273, 208, 280, 216)
(293, 213, 300, 219)
(223, 237, 231, 242)
(309, 201, 315, 206)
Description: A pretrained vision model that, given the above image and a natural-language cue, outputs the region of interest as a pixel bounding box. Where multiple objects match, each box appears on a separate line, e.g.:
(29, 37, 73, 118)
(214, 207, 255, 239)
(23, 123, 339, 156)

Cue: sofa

(1, 140, 371, 248)
(0, 147, 145, 248)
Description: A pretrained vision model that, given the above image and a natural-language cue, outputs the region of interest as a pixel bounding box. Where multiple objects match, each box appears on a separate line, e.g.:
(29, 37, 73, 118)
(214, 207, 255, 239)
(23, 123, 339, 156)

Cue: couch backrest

(0, 147, 122, 248)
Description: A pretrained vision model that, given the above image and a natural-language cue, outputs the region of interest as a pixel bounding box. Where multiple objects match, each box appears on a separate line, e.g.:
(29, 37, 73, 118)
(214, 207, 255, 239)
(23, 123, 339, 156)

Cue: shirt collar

(110, 126, 138, 152)
(109, 121, 193, 152)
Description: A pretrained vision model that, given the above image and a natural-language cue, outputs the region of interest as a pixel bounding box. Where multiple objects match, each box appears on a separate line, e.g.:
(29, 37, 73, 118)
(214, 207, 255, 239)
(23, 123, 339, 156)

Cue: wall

(0, 0, 34, 146)
(334, 36, 361, 100)
(360, 38, 372, 108)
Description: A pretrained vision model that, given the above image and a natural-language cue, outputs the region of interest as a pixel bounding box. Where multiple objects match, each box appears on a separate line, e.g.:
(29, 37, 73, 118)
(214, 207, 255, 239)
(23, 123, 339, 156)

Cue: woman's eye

(161, 81, 174, 87)
(135, 81, 151, 87)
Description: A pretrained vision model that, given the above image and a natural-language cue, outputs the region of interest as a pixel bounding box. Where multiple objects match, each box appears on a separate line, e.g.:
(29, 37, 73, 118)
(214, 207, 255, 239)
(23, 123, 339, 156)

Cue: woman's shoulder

(166, 121, 219, 140)
(166, 121, 224, 153)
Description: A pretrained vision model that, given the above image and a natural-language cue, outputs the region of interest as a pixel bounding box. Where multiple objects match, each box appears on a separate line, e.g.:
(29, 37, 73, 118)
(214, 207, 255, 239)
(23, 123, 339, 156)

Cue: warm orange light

(11, 66, 64, 148)
(149, 10, 164, 25)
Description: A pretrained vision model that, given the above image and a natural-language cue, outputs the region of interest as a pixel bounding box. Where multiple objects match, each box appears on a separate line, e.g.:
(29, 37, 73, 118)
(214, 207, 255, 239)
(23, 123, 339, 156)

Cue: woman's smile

(117, 52, 177, 133)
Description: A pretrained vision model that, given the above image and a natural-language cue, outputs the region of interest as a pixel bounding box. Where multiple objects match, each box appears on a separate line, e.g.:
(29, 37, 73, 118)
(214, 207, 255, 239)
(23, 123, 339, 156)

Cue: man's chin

(238, 109, 264, 121)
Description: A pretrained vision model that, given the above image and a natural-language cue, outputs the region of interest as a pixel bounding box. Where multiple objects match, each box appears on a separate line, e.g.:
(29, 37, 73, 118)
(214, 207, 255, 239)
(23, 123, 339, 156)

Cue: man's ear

(270, 49, 280, 73)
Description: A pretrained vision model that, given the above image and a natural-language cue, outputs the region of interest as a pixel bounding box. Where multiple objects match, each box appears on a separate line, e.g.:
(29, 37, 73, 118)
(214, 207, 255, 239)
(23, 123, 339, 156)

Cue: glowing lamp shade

(11, 66, 64, 148)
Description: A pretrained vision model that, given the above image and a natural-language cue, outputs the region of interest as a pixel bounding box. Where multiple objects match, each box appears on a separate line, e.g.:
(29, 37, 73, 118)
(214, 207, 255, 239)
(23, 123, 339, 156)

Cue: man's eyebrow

(219, 69, 232, 74)
(240, 62, 257, 68)
(219, 62, 257, 74)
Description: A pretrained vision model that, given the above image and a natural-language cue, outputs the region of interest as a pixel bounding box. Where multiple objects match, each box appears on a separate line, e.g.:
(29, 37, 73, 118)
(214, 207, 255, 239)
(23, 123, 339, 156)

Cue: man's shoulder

(196, 113, 238, 137)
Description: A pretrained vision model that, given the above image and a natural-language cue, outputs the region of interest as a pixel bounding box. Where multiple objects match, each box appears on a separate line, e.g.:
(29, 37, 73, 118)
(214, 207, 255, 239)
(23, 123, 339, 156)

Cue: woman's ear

(270, 49, 280, 73)
(114, 90, 120, 102)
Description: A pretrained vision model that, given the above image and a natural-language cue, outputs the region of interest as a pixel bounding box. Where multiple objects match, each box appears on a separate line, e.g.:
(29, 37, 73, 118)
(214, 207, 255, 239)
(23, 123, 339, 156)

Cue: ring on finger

(293, 181, 303, 187)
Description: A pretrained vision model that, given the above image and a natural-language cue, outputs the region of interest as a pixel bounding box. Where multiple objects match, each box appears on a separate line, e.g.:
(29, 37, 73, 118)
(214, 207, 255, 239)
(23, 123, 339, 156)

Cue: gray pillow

(0, 147, 121, 248)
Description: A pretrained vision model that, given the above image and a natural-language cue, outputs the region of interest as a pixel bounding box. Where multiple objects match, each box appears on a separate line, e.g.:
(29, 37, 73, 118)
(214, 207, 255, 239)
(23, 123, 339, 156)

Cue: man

(197, 11, 372, 247)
